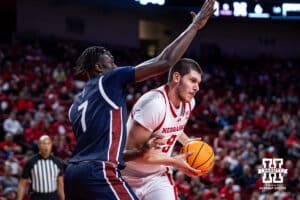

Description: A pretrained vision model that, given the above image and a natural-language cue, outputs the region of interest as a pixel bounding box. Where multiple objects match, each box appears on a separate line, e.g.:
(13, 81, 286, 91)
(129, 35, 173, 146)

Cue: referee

(17, 135, 65, 200)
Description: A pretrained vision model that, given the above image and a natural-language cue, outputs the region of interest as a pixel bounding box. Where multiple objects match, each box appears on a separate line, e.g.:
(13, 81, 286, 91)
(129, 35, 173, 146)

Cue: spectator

(50, 113, 70, 137)
(4, 156, 22, 178)
(23, 121, 44, 146)
(287, 128, 300, 158)
(52, 64, 66, 83)
(0, 165, 18, 191)
(236, 164, 256, 196)
(203, 185, 220, 200)
(175, 171, 191, 200)
(0, 134, 22, 156)
(219, 177, 235, 200)
(3, 111, 23, 137)
(3, 187, 17, 200)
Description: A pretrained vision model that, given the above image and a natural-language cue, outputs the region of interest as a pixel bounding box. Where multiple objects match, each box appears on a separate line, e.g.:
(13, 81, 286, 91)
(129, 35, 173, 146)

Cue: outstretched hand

(191, 0, 216, 30)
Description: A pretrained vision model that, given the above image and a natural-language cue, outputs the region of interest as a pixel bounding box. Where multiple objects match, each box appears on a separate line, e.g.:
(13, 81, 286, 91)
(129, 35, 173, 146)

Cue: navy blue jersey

(68, 66, 135, 169)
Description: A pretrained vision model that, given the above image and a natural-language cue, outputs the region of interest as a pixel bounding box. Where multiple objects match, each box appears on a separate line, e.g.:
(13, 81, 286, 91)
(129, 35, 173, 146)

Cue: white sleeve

(131, 92, 166, 132)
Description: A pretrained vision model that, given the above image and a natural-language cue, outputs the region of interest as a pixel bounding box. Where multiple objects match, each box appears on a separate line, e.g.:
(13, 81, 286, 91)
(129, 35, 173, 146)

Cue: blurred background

(0, 0, 299, 199)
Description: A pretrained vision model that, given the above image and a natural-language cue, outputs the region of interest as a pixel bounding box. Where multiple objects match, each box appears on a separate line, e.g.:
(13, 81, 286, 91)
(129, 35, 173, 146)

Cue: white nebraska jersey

(122, 85, 195, 183)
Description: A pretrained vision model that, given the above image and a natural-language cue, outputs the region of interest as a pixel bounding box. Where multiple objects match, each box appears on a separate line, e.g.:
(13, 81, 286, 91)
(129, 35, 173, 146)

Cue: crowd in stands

(0, 39, 299, 200)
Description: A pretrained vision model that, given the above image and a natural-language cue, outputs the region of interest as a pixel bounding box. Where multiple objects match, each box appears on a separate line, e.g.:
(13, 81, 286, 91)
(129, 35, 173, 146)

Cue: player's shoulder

(133, 89, 166, 114)
(102, 66, 135, 86)
(139, 89, 166, 105)
(146, 89, 166, 99)
(104, 66, 134, 78)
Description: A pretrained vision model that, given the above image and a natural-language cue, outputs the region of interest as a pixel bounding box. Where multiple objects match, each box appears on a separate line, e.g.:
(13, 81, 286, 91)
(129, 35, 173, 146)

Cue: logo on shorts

(258, 158, 288, 190)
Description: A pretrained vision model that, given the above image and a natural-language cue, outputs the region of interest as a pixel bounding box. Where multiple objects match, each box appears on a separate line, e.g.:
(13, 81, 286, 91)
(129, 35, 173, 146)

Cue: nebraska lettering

(162, 125, 185, 134)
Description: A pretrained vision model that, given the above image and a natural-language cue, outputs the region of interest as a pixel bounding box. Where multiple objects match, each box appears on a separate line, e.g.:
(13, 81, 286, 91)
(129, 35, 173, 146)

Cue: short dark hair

(168, 58, 203, 82)
(75, 46, 107, 73)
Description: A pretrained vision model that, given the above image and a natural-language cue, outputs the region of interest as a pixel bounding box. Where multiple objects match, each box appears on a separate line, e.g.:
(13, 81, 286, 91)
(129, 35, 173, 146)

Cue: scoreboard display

(212, 1, 300, 20)
(133, 0, 300, 20)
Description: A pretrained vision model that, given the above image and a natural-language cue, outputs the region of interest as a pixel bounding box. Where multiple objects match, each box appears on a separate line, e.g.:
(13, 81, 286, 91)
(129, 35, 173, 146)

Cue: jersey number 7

(78, 100, 88, 132)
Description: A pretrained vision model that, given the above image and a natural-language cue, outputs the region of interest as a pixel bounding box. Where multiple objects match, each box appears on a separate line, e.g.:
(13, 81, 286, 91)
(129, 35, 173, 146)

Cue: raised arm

(134, 0, 215, 82)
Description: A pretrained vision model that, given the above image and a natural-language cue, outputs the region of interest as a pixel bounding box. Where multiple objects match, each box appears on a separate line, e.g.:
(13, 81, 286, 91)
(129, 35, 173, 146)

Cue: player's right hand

(172, 152, 201, 177)
(191, 0, 216, 30)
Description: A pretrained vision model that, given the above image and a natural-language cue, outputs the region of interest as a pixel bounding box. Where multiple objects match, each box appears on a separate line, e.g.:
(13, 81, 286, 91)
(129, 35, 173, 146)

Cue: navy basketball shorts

(64, 161, 138, 200)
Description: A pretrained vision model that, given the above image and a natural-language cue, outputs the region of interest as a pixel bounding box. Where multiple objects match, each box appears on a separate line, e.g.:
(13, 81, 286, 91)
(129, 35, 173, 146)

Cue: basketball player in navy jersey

(64, 0, 215, 199)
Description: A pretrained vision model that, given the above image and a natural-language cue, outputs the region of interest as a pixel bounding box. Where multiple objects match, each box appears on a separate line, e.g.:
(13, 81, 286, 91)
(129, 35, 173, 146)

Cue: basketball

(181, 141, 215, 176)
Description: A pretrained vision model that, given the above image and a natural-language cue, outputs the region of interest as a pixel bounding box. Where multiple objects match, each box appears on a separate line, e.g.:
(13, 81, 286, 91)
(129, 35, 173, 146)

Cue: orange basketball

(181, 141, 215, 176)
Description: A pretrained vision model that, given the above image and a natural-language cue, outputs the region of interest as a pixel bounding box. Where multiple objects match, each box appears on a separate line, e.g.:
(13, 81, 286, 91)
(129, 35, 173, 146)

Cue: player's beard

(176, 87, 189, 103)
(176, 80, 193, 103)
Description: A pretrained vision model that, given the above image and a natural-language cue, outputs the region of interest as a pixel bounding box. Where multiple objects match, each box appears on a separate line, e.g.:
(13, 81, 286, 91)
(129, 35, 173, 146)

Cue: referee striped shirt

(22, 154, 64, 193)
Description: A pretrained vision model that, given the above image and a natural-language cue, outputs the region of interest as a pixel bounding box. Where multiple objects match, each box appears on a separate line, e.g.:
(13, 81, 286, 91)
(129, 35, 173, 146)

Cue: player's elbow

(135, 60, 172, 82)
(158, 60, 173, 72)
(155, 52, 175, 68)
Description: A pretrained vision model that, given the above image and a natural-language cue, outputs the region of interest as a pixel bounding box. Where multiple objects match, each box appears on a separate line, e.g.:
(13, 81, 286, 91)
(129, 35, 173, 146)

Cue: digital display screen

(134, 0, 300, 20)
